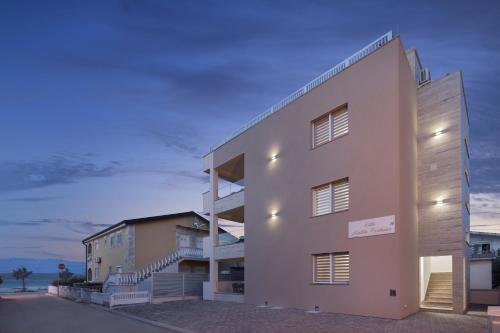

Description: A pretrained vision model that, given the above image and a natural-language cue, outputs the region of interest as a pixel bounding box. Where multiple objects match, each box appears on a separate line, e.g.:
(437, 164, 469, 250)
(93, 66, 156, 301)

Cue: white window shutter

(332, 108, 348, 139)
(313, 116, 330, 147)
(313, 184, 332, 216)
(333, 180, 349, 212)
(333, 253, 350, 283)
(314, 254, 332, 283)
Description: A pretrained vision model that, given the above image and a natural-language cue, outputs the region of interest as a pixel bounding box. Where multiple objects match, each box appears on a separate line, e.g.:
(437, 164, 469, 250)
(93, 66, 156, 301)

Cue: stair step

(425, 297, 453, 302)
(427, 292, 452, 297)
(422, 302, 453, 309)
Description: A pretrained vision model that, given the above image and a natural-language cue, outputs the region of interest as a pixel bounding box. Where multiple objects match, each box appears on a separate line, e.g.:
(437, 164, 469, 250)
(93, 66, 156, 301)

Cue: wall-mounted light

(270, 153, 279, 162)
(434, 198, 445, 206)
(270, 211, 278, 219)
(433, 128, 444, 137)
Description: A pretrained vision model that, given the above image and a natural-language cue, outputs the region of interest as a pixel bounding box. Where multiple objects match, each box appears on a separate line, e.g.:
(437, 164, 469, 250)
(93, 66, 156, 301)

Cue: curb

(89, 304, 196, 333)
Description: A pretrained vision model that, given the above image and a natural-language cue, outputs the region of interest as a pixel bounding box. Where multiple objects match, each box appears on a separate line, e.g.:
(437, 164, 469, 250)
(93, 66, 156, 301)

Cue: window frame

(312, 252, 350, 285)
(311, 104, 349, 149)
(311, 178, 349, 217)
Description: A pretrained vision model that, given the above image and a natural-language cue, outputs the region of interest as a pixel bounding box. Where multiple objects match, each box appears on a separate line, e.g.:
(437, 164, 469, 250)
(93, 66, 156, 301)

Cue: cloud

(147, 125, 203, 158)
(1, 196, 61, 202)
(0, 218, 111, 235)
(0, 155, 121, 192)
(471, 192, 500, 232)
(173, 170, 209, 183)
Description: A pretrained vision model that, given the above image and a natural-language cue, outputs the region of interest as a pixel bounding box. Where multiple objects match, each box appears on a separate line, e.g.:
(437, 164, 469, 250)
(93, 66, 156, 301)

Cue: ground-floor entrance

(419, 255, 453, 310)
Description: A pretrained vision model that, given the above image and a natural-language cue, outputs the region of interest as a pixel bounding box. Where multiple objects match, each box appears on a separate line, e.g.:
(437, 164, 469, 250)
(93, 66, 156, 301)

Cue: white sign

(348, 215, 396, 238)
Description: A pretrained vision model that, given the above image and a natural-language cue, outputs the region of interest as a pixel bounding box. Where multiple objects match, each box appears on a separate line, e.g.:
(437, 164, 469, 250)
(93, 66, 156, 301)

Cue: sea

(0, 273, 58, 294)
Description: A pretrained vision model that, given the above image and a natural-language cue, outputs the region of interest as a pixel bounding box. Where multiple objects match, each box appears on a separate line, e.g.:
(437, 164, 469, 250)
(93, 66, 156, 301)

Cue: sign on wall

(348, 215, 396, 238)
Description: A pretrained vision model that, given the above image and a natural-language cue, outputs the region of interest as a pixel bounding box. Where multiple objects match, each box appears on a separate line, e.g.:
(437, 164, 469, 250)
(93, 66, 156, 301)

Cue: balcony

(471, 250, 497, 260)
(215, 188, 244, 216)
(214, 242, 244, 260)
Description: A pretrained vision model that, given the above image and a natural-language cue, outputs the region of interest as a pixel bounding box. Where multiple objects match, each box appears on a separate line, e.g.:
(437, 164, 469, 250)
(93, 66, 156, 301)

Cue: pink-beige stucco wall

(212, 37, 418, 319)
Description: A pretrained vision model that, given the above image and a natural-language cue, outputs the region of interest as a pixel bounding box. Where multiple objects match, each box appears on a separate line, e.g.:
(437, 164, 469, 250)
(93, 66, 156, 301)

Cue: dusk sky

(1, 0, 499, 262)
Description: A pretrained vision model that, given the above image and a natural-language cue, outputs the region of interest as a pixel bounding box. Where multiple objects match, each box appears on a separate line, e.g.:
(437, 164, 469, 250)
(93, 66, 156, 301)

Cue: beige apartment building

(201, 32, 470, 319)
(83, 211, 214, 283)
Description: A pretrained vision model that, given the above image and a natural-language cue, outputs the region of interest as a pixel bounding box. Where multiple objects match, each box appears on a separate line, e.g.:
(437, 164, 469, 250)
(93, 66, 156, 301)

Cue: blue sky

(0, 0, 499, 262)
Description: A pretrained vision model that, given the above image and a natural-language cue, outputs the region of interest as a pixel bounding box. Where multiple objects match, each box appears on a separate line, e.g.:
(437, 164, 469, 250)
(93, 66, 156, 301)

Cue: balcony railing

(217, 183, 245, 200)
(209, 31, 393, 152)
(471, 250, 497, 259)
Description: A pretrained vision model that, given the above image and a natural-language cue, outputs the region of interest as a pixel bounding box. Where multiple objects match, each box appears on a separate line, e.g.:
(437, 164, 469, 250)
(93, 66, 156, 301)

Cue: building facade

(201, 32, 470, 319)
(83, 211, 211, 283)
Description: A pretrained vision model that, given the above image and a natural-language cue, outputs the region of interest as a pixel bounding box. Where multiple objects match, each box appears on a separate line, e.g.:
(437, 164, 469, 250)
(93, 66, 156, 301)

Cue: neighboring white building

(471, 232, 500, 256)
(470, 231, 499, 290)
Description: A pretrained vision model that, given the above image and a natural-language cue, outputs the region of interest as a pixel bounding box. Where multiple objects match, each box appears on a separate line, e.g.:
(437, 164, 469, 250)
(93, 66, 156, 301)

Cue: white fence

(49, 286, 148, 308)
(109, 291, 150, 307)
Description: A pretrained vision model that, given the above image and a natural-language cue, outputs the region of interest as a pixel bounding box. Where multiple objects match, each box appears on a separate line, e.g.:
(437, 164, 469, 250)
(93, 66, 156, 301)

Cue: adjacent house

(470, 231, 500, 291)
(83, 211, 227, 283)
(201, 32, 470, 319)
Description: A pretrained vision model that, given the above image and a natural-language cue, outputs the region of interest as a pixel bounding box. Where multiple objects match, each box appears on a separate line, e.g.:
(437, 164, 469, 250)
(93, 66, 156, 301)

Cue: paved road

(0, 293, 173, 333)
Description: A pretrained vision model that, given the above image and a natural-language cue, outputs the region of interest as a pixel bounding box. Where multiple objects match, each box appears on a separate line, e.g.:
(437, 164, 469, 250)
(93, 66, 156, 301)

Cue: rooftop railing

(209, 31, 393, 152)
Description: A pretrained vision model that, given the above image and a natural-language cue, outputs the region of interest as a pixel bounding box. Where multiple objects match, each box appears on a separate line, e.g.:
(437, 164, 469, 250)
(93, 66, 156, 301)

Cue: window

(312, 106, 348, 148)
(312, 178, 349, 216)
(313, 252, 350, 284)
(110, 234, 115, 248)
(117, 231, 123, 246)
(95, 240, 99, 251)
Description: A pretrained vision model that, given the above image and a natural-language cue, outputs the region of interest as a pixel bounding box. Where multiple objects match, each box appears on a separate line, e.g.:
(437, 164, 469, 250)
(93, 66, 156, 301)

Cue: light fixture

(434, 198, 445, 206)
(270, 153, 279, 162)
(270, 211, 278, 219)
(434, 128, 444, 137)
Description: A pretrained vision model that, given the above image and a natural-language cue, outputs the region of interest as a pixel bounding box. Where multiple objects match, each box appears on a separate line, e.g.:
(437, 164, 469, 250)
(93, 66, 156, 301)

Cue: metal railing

(471, 250, 497, 259)
(209, 31, 393, 152)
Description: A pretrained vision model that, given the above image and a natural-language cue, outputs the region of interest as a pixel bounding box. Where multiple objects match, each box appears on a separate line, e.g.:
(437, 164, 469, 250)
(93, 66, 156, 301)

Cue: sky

(0, 0, 499, 262)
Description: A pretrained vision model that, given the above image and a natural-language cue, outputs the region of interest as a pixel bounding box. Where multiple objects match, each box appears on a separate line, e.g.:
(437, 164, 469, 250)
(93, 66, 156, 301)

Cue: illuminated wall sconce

(270, 153, 279, 162)
(434, 198, 445, 206)
(433, 128, 444, 137)
(270, 211, 279, 219)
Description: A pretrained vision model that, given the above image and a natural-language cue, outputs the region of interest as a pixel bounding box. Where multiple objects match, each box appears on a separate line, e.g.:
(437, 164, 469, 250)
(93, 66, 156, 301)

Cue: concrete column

(209, 165, 219, 297)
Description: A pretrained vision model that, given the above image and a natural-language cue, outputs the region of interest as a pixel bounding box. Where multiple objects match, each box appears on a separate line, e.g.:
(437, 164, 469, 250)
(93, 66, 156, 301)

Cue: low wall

(49, 286, 101, 302)
(470, 289, 500, 305)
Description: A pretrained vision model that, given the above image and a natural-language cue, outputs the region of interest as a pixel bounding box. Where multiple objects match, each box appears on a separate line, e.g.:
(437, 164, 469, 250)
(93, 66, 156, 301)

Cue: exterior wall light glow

(434, 199, 445, 206)
(434, 128, 444, 137)
(270, 153, 279, 161)
(270, 212, 278, 219)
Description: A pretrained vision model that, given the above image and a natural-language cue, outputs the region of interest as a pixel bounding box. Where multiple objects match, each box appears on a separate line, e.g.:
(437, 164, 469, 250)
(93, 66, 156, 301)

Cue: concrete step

(425, 290, 453, 297)
(425, 297, 453, 303)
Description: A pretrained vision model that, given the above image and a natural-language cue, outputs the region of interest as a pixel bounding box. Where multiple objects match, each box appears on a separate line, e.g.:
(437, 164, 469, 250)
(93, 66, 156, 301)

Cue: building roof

(471, 231, 500, 238)
(82, 211, 209, 243)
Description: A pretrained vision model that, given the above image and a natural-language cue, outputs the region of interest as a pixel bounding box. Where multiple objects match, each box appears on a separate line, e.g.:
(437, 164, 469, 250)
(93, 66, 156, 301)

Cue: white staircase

(103, 247, 203, 292)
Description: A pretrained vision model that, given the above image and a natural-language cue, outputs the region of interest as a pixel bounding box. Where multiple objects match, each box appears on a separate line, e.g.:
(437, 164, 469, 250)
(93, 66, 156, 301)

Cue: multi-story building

(201, 32, 470, 319)
(83, 211, 217, 283)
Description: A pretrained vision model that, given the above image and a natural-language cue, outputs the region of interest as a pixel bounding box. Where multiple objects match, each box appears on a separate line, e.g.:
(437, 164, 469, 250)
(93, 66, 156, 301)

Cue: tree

(59, 268, 74, 283)
(12, 267, 32, 291)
